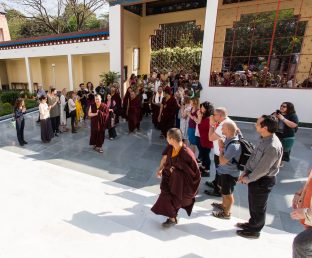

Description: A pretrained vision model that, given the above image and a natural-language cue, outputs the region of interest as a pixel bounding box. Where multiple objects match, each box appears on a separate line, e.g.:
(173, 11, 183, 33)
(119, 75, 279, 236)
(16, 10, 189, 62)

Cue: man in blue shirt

(212, 121, 241, 220)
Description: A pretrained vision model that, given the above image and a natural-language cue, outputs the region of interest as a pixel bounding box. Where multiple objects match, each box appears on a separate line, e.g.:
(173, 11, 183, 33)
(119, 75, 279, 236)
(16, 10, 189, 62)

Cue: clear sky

(0, 0, 109, 17)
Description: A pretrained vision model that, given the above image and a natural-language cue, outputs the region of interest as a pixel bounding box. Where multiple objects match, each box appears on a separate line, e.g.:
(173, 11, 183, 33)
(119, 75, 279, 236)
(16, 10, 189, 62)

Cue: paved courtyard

(0, 112, 311, 256)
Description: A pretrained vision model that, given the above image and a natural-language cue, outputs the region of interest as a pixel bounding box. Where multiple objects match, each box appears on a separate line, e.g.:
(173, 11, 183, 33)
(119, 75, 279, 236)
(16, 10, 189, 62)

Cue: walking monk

(151, 128, 201, 227)
(88, 94, 109, 153)
(127, 91, 142, 133)
(158, 86, 178, 138)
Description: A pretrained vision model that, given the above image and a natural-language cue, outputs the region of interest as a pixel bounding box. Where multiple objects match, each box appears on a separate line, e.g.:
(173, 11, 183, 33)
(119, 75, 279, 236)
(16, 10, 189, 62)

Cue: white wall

(0, 40, 110, 60)
(203, 87, 312, 124)
(109, 5, 123, 85)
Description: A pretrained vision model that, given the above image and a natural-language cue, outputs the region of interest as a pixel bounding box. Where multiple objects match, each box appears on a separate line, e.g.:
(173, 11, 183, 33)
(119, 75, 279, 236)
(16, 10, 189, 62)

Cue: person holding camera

(14, 98, 27, 146)
(274, 102, 299, 163)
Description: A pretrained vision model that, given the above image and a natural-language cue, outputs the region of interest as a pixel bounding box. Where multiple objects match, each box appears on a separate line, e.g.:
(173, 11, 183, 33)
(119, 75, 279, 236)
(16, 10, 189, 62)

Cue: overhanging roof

(107, 0, 154, 6)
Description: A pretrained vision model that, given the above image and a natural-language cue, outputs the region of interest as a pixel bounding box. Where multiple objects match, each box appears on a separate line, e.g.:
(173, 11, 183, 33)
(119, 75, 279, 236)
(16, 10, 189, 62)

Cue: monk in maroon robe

(152, 128, 201, 227)
(152, 86, 163, 129)
(122, 87, 132, 120)
(110, 84, 122, 124)
(158, 86, 178, 137)
(88, 94, 109, 153)
(127, 91, 142, 133)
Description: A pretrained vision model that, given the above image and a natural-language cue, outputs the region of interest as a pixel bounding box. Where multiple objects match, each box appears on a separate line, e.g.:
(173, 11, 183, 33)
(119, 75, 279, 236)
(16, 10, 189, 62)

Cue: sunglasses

(280, 105, 287, 108)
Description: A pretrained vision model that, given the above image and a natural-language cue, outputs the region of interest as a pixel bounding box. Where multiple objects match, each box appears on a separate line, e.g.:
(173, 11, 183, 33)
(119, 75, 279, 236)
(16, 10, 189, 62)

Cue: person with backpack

(237, 115, 283, 239)
(211, 121, 241, 220)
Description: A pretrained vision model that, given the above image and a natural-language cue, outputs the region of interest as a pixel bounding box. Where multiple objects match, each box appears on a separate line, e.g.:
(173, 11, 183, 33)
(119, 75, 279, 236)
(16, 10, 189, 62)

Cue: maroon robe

(89, 103, 109, 148)
(122, 88, 131, 119)
(159, 96, 178, 137)
(152, 94, 161, 128)
(127, 96, 141, 132)
(152, 144, 201, 218)
(111, 92, 122, 123)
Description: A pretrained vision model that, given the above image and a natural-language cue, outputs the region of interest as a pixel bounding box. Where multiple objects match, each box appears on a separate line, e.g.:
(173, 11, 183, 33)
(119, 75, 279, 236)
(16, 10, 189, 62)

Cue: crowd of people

(210, 67, 312, 88)
(12, 69, 311, 257)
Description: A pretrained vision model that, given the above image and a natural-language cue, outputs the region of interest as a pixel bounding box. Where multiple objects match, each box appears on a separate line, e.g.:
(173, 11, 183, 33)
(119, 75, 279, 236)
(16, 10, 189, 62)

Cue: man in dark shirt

(237, 115, 282, 239)
(95, 82, 108, 102)
(77, 83, 88, 121)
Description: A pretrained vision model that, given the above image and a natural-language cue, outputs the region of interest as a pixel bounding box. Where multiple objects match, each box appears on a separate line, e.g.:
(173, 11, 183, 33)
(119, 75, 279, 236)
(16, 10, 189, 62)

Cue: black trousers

(50, 116, 60, 133)
(247, 176, 276, 232)
(70, 110, 76, 132)
(108, 127, 117, 139)
(212, 154, 220, 192)
(16, 118, 25, 145)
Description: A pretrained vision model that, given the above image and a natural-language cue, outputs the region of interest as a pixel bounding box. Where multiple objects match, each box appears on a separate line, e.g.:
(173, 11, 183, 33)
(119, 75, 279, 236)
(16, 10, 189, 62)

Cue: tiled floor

(0, 112, 311, 235)
(0, 148, 294, 258)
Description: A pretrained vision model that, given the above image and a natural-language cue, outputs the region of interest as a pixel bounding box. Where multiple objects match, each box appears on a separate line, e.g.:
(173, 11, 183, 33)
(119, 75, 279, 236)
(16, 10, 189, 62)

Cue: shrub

(1, 91, 20, 105)
(100, 71, 121, 86)
(0, 102, 13, 116)
(25, 99, 38, 109)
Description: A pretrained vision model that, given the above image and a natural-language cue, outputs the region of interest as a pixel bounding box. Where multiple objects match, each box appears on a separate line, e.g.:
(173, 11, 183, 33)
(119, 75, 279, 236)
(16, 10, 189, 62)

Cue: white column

(25, 57, 33, 93)
(199, 0, 219, 101)
(67, 54, 74, 91)
(109, 4, 123, 90)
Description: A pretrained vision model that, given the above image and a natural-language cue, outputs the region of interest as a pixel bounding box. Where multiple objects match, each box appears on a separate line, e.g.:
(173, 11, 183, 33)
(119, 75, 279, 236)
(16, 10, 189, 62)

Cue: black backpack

(225, 137, 255, 171)
(64, 102, 70, 118)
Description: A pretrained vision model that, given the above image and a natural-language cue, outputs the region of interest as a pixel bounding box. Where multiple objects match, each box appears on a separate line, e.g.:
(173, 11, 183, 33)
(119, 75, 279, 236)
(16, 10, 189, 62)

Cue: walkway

(0, 148, 294, 258)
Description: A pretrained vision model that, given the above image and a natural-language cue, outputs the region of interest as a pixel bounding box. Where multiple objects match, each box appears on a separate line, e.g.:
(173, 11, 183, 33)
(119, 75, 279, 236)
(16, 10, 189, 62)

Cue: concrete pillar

(199, 0, 219, 101)
(25, 57, 32, 93)
(67, 54, 74, 91)
(109, 4, 124, 94)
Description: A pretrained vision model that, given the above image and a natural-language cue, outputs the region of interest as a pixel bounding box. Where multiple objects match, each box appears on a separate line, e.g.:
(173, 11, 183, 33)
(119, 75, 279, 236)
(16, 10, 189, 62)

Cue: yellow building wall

(123, 10, 141, 77)
(0, 61, 8, 87)
(82, 53, 110, 89)
(212, 0, 312, 82)
(6, 59, 27, 86)
(30, 58, 43, 86)
(40, 56, 69, 90)
(140, 8, 206, 74)
(123, 7, 206, 75)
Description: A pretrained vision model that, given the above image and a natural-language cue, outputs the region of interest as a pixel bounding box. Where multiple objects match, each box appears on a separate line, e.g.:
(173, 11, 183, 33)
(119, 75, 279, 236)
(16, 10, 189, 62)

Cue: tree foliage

(5, 0, 109, 40)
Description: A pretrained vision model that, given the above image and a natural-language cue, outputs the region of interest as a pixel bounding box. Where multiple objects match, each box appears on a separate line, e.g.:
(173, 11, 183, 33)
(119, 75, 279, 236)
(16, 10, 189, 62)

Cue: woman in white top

(179, 96, 192, 143)
(38, 96, 54, 143)
(60, 88, 68, 132)
(67, 91, 77, 133)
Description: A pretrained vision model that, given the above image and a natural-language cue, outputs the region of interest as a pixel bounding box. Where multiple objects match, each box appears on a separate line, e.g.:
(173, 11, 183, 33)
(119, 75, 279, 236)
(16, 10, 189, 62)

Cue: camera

(275, 110, 281, 115)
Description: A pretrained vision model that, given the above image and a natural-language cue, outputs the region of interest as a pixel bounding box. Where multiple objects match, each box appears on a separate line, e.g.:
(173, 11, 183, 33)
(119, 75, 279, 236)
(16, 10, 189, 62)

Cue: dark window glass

(297, 21, 307, 36)
(223, 0, 253, 5)
(253, 21, 273, 39)
(223, 41, 233, 57)
(251, 39, 271, 56)
(275, 19, 297, 38)
(273, 38, 293, 55)
(230, 57, 249, 71)
(232, 40, 251, 56)
(225, 28, 235, 41)
(235, 25, 253, 38)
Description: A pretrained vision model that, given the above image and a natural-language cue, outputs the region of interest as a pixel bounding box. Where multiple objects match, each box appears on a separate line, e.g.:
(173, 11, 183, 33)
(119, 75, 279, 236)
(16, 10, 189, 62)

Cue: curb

(0, 107, 38, 122)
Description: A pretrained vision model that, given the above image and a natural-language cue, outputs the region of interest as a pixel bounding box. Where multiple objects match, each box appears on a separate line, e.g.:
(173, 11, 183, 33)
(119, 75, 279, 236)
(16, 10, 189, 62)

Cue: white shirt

(68, 99, 76, 112)
(154, 80, 161, 92)
(213, 117, 233, 156)
(39, 103, 50, 120)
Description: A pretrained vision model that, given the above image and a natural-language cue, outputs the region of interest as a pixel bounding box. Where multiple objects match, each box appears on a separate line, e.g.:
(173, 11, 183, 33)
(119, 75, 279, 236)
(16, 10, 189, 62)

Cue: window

(221, 9, 307, 76)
